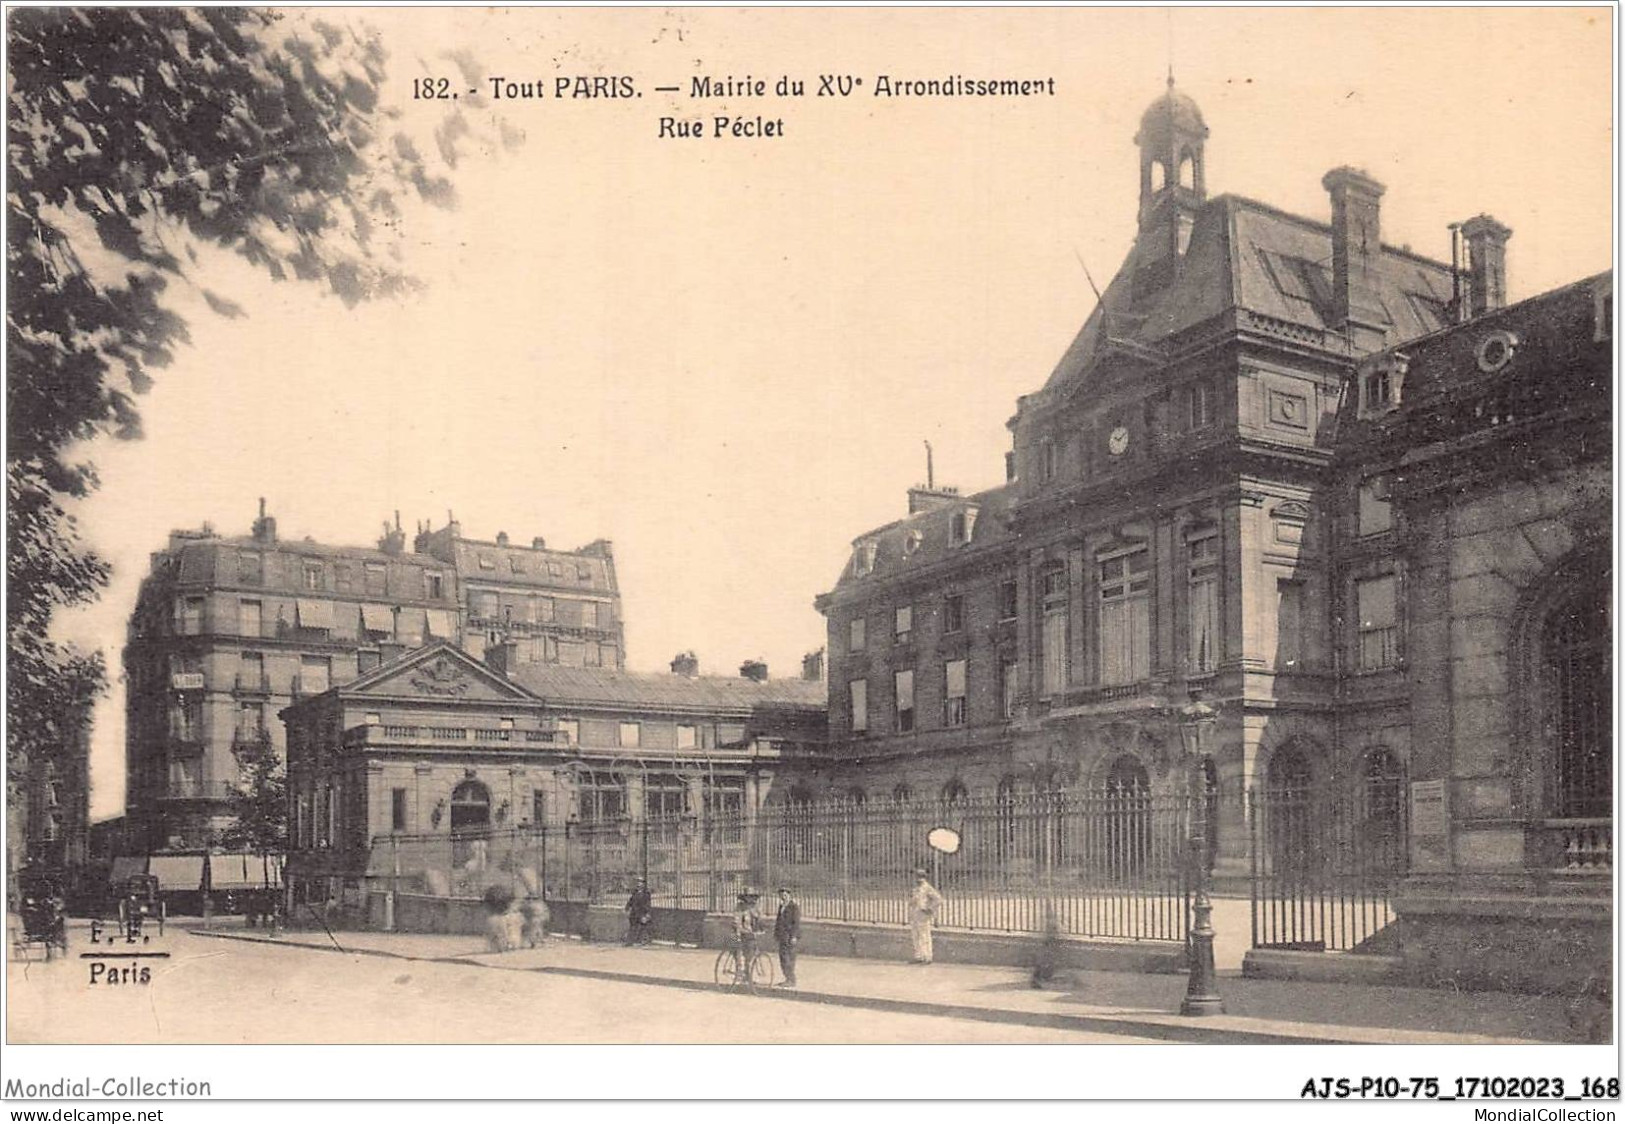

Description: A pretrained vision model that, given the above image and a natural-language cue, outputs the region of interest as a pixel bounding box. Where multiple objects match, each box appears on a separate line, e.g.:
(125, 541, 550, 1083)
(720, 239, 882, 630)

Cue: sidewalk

(187, 922, 1585, 1045)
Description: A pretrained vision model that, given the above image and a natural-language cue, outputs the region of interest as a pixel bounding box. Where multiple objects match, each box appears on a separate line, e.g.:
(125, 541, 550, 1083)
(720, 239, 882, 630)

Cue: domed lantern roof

(1135, 76, 1209, 149)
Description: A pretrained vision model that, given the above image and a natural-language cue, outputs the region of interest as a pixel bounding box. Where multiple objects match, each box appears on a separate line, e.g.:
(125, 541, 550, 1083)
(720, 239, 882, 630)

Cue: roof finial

(1166, 8, 1176, 89)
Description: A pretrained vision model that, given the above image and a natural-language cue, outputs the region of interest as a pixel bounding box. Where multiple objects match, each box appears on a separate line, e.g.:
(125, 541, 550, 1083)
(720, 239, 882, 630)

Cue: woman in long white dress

(908, 869, 944, 963)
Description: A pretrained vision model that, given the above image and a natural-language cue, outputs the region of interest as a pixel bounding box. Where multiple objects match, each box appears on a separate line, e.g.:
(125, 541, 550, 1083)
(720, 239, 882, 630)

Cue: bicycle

(714, 940, 775, 991)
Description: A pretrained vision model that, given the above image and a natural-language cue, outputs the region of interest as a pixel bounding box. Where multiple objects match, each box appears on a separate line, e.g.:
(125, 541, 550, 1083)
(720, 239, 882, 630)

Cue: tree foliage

(218, 732, 287, 862)
(7, 9, 471, 777)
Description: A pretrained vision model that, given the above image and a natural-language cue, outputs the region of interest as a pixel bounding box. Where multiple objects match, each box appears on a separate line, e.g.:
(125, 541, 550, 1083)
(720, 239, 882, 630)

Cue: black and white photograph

(2, 3, 1617, 1114)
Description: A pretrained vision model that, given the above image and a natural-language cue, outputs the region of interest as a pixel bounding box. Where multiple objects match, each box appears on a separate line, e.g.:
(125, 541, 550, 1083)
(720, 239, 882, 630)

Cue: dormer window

(1357, 354, 1408, 418)
(852, 541, 878, 577)
(903, 529, 923, 557)
(950, 507, 979, 546)
(1041, 439, 1058, 482)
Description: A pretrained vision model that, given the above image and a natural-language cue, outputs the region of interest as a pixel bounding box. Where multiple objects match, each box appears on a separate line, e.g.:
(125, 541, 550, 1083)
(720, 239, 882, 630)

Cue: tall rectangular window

(894, 669, 915, 733)
(998, 580, 1018, 622)
(1277, 580, 1305, 670)
(1187, 380, 1213, 429)
(236, 702, 265, 739)
(850, 679, 868, 734)
(676, 724, 698, 749)
(1356, 575, 1398, 670)
(894, 604, 913, 642)
(1099, 549, 1152, 685)
(1358, 477, 1393, 536)
(238, 551, 263, 585)
(239, 599, 262, 638)
(239, 651, 264, 690)
(999, 657, 1019, 720)
(1188, 535, 1220, 673)
(848, 616, 866, 652)
(943, 659, 967, 727)
(1040, 564, 1068, 695)
(943, 594, 964, 634)
(302, 560, 324, 591)
(299, 655, 330, 695)
(364, 563, 387, 595)
(537, 597, 556, 623)
(556, 718, 579, 744)
(391, 789, 408, 833)
(180, 597, 205, 635)
(425, 572, 444, 599)
(617, 721, 641, 748)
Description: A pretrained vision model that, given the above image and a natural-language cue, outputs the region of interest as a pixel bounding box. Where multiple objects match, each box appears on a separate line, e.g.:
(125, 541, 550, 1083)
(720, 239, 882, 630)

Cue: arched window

(941, 779, 969, 807)
(449, 779, 491, 833)
(1178, 152, 1196, 190)
(1359, 748, 1405, 874)
(1544, 590, 1610, 818)
(994, 775, 1019, 859)
(1150, 160, 1167, 192)
(1104, 755, 1151, 876)
(1267, 744, 1313, 793)
(892, 782, 913, 804)
(1265, 744, 1315, 879)
(577, 771, 625, 824)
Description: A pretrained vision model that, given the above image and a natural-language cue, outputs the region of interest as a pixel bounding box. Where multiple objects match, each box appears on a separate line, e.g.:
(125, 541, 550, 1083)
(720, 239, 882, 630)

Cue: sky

(42, 6, 1614, 822)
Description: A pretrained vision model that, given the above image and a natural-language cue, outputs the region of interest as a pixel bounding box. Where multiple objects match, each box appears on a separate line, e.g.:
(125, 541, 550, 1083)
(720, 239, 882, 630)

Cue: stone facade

(281, 642, 825, 908)
(804, 80, 1611, 994)
(122, 504, 624, 851)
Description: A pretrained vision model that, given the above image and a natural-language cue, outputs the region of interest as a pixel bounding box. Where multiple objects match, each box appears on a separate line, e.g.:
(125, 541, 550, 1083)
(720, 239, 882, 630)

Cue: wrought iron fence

(1248, 784, 1406, 952)
(368, 786, 1194, 943)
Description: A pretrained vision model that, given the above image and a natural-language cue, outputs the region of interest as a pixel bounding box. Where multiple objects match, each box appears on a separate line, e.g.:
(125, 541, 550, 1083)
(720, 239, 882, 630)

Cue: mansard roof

(828, 481, 1017, 595)
(1039, 195, 1456, 400)
(506, 663, 826, 716)
(1337, 271, 1612, 454)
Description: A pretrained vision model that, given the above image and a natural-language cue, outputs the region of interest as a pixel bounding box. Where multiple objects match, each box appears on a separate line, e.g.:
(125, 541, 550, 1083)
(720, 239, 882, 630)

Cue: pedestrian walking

(908, 868, 944, 964)
(625, 878, 653, 946)
(773, 886, 801, 988)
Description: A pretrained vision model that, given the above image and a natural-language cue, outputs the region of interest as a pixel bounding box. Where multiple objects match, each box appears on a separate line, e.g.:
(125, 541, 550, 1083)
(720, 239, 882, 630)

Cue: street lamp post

(1177, 692, 1224, 1016)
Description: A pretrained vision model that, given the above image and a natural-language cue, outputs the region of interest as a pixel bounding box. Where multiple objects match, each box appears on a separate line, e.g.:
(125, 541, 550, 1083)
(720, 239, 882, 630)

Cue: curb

(186, 928, 1349, 1045)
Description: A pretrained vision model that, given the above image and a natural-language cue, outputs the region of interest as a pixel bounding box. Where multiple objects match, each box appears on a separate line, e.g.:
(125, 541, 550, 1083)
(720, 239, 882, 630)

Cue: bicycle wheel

(747, 950, 774, 991)
(714, 948, 740, 987)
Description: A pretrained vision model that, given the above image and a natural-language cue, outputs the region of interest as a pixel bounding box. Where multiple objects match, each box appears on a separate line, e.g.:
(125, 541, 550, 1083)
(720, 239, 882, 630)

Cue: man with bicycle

(732, 887, 765, 961)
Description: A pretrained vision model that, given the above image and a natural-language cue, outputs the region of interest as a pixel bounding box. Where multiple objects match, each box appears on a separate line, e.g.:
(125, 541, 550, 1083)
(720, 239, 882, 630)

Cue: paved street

(7, 922, 1162, 1045)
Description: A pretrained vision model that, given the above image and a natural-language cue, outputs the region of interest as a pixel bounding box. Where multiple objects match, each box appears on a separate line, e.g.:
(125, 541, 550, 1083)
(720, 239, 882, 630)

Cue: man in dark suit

(773, 886, 801, 988)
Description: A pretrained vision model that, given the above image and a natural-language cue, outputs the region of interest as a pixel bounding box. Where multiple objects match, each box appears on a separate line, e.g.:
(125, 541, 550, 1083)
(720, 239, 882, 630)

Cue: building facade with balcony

(811, 80, 1609, 943)
(122, 505, 465, 851)
(411, 518, 625, 670)
(122, 505, 632, 853)
(280, 642, 825, 912)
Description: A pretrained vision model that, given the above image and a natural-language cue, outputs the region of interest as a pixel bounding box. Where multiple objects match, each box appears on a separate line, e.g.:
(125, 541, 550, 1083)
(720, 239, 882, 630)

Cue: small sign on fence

(1409, 779, 1449, 872)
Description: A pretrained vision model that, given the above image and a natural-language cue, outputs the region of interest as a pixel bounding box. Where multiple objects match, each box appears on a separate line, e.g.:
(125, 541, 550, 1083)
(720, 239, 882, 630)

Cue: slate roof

(1041, 195, 1457, 396)
(507, 663, 826, 714)
(830, 481, 1018, 591)
(448, 539, 612, 593)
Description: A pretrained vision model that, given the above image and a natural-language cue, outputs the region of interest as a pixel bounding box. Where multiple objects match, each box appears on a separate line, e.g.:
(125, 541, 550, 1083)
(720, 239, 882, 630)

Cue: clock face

(1108, 426, 1130, 456)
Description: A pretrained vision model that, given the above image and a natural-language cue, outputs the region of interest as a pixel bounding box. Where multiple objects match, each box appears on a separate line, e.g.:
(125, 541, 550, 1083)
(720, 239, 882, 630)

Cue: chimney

(251, 497, 277, 544)
(484, 640, 516, 678)
(413, 521, 432, 554)
(531, 537, 547, 550)
(801, 648, 825, 682)
(1322, 167, 1389, 351)
(1461, 214, 1512, 318)
(907, 485, 960, 515)
(670, 651, 699, 677)
(379, 511, 406, 555)
(739, 658, 769, 682)
(496, 531, 510, 547)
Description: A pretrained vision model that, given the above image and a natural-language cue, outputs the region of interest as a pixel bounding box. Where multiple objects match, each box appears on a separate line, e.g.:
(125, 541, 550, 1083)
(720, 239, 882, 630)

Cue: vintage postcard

(3, 3, 1617, 1111)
